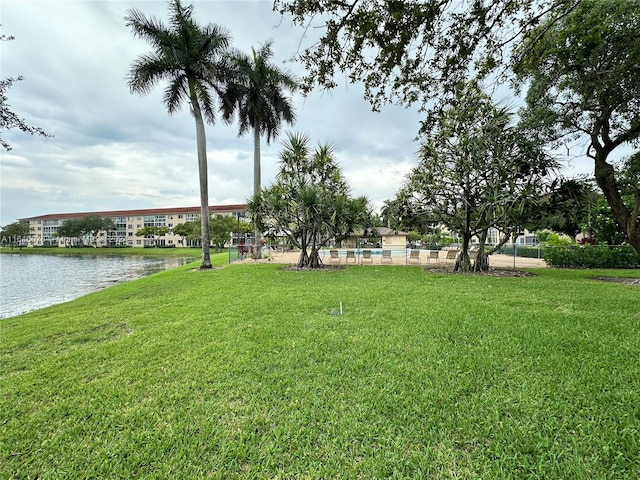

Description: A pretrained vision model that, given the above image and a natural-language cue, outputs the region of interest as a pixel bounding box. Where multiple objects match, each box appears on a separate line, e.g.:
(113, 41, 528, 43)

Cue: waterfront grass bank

(2, 265, 639, 478)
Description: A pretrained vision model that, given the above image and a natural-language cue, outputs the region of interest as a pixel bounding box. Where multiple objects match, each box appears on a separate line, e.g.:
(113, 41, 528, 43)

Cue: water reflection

(0, 254, 192, 318)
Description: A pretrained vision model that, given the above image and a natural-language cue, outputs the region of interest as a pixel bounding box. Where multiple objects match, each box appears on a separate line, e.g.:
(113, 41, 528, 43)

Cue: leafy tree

(126, 0, 233, 269)
(527, 177, 597, 239)
(513, 0, 640, 255)
(578, 154, 640, 245)
(589, 198, 628, 246)
(248, 132, 373, 268)
(209, 214, 237, 249)
(400, 83, 558, 272)
(0, 220, 30, 247)
(1, 31, 51, 151)
(172, 221, 199, 246)
(275, 0, 578, 118)
(380, 198, 402, 230)
(135, 225, 170, 246)
(56, 218, 84, 242)
(536, 230, 575, 246)
(223, 40, 297, 243)
(56, 216, 115, 246)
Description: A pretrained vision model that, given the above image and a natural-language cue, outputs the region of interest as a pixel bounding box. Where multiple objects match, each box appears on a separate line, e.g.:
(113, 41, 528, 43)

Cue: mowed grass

(1, 263, 639, 479)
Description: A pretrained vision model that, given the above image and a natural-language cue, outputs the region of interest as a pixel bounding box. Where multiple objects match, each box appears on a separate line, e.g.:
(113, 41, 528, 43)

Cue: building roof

(19, 204, 247, 222)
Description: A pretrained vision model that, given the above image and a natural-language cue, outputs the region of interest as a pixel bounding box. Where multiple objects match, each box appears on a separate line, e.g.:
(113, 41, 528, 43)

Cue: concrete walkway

(241, 249, 547, 269)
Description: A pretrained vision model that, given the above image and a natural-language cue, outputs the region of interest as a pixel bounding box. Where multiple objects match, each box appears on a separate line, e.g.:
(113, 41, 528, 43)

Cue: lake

(0, 254, 192, 318)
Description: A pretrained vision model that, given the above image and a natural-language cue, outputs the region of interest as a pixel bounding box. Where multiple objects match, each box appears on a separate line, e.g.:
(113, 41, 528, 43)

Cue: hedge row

(543, 245, 640, 268)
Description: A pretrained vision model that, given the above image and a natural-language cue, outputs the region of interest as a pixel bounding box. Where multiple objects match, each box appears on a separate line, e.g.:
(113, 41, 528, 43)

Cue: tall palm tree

(125, 0, 231, 269)
(223, 40, 297, 246)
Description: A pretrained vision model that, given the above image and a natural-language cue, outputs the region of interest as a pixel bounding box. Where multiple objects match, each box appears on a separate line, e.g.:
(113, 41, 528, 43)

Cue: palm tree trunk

(190, 84, 212, 269)
(253, 122, 262, 255)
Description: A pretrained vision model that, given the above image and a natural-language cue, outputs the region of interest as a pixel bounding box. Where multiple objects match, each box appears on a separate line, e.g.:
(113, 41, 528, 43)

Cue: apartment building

(20, 204, 247, 247)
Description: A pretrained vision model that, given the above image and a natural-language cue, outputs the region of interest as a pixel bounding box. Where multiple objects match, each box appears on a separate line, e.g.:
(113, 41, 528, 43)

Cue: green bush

(544, 245, 640, 268)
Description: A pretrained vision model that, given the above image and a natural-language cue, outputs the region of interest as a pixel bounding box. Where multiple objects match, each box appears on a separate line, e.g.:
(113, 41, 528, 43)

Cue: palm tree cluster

(125, 0, 297, 269)
(248, 133, 373, 269)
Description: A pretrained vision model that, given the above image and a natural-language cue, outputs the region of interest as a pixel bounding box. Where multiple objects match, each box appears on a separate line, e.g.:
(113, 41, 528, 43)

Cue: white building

(20, 204, 247, 247)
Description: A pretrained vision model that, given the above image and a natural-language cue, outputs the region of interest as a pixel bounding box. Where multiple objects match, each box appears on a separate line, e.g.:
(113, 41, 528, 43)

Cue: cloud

(1, 0, 427, 226)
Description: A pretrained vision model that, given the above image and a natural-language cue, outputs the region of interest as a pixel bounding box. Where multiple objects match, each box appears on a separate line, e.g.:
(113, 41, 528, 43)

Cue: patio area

(242, 248, 547, 269)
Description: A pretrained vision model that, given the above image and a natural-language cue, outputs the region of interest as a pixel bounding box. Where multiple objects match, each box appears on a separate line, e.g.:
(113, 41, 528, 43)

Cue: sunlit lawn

(1, 263, 639, 478)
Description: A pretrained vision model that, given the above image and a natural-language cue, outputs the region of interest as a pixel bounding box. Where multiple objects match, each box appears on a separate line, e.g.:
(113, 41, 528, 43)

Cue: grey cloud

(0, 0, 425, 225)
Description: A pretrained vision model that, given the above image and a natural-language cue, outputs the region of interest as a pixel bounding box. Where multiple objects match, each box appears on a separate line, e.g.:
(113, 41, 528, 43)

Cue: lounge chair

(381, 250, 393, 263)
(444, 249, 459, 264)
(346, 250, 356, 263)
(428, 250, 439, 263)
(409, 250, 421, 264)
(362, 249, 373, 263)
(329, 249, 340, 264)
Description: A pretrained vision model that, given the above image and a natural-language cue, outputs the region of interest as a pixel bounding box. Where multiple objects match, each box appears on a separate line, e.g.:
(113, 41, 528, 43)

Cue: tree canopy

(513, 0, 640, 254)
(223, 39, 298, 250)
(0, 220, 30, 246)
(399, 83, 559, 271)
(275, 0, 579, 117)
(56, 216, 116, 246)
(135, 226, 170, 246)
(1, 32, 51, 151)
(248, 132, 373, 268)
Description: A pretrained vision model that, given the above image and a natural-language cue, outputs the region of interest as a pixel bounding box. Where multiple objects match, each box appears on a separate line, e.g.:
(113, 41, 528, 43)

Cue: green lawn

(1, 263, 639, 479)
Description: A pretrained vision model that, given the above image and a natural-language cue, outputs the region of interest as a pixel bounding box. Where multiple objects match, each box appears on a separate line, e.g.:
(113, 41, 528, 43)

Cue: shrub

(544, 245, 640, 268)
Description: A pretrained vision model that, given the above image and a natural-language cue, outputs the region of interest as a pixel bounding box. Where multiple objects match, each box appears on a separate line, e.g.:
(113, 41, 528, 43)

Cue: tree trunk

(474, 253, 489, 271)
(189, 83, 212, 269)
(473, 230, 490, 272)
(297, 230, 309, 267)
(309, 233, 323, 268)
(253, 123, 262, 257)
(454, 222, 473, 273)
(593, 140, 640, 256)
(455, 253, 472, 272)
(297, 249, 309, 268)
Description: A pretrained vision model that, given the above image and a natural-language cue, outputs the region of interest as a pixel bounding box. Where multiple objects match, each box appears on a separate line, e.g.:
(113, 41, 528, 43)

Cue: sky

(0, 0, 596, 226)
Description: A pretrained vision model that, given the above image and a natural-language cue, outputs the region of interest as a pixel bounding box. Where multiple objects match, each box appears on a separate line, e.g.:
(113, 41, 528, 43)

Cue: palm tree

(125, 0, 231, 269)
(223, 40, 297, 247)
